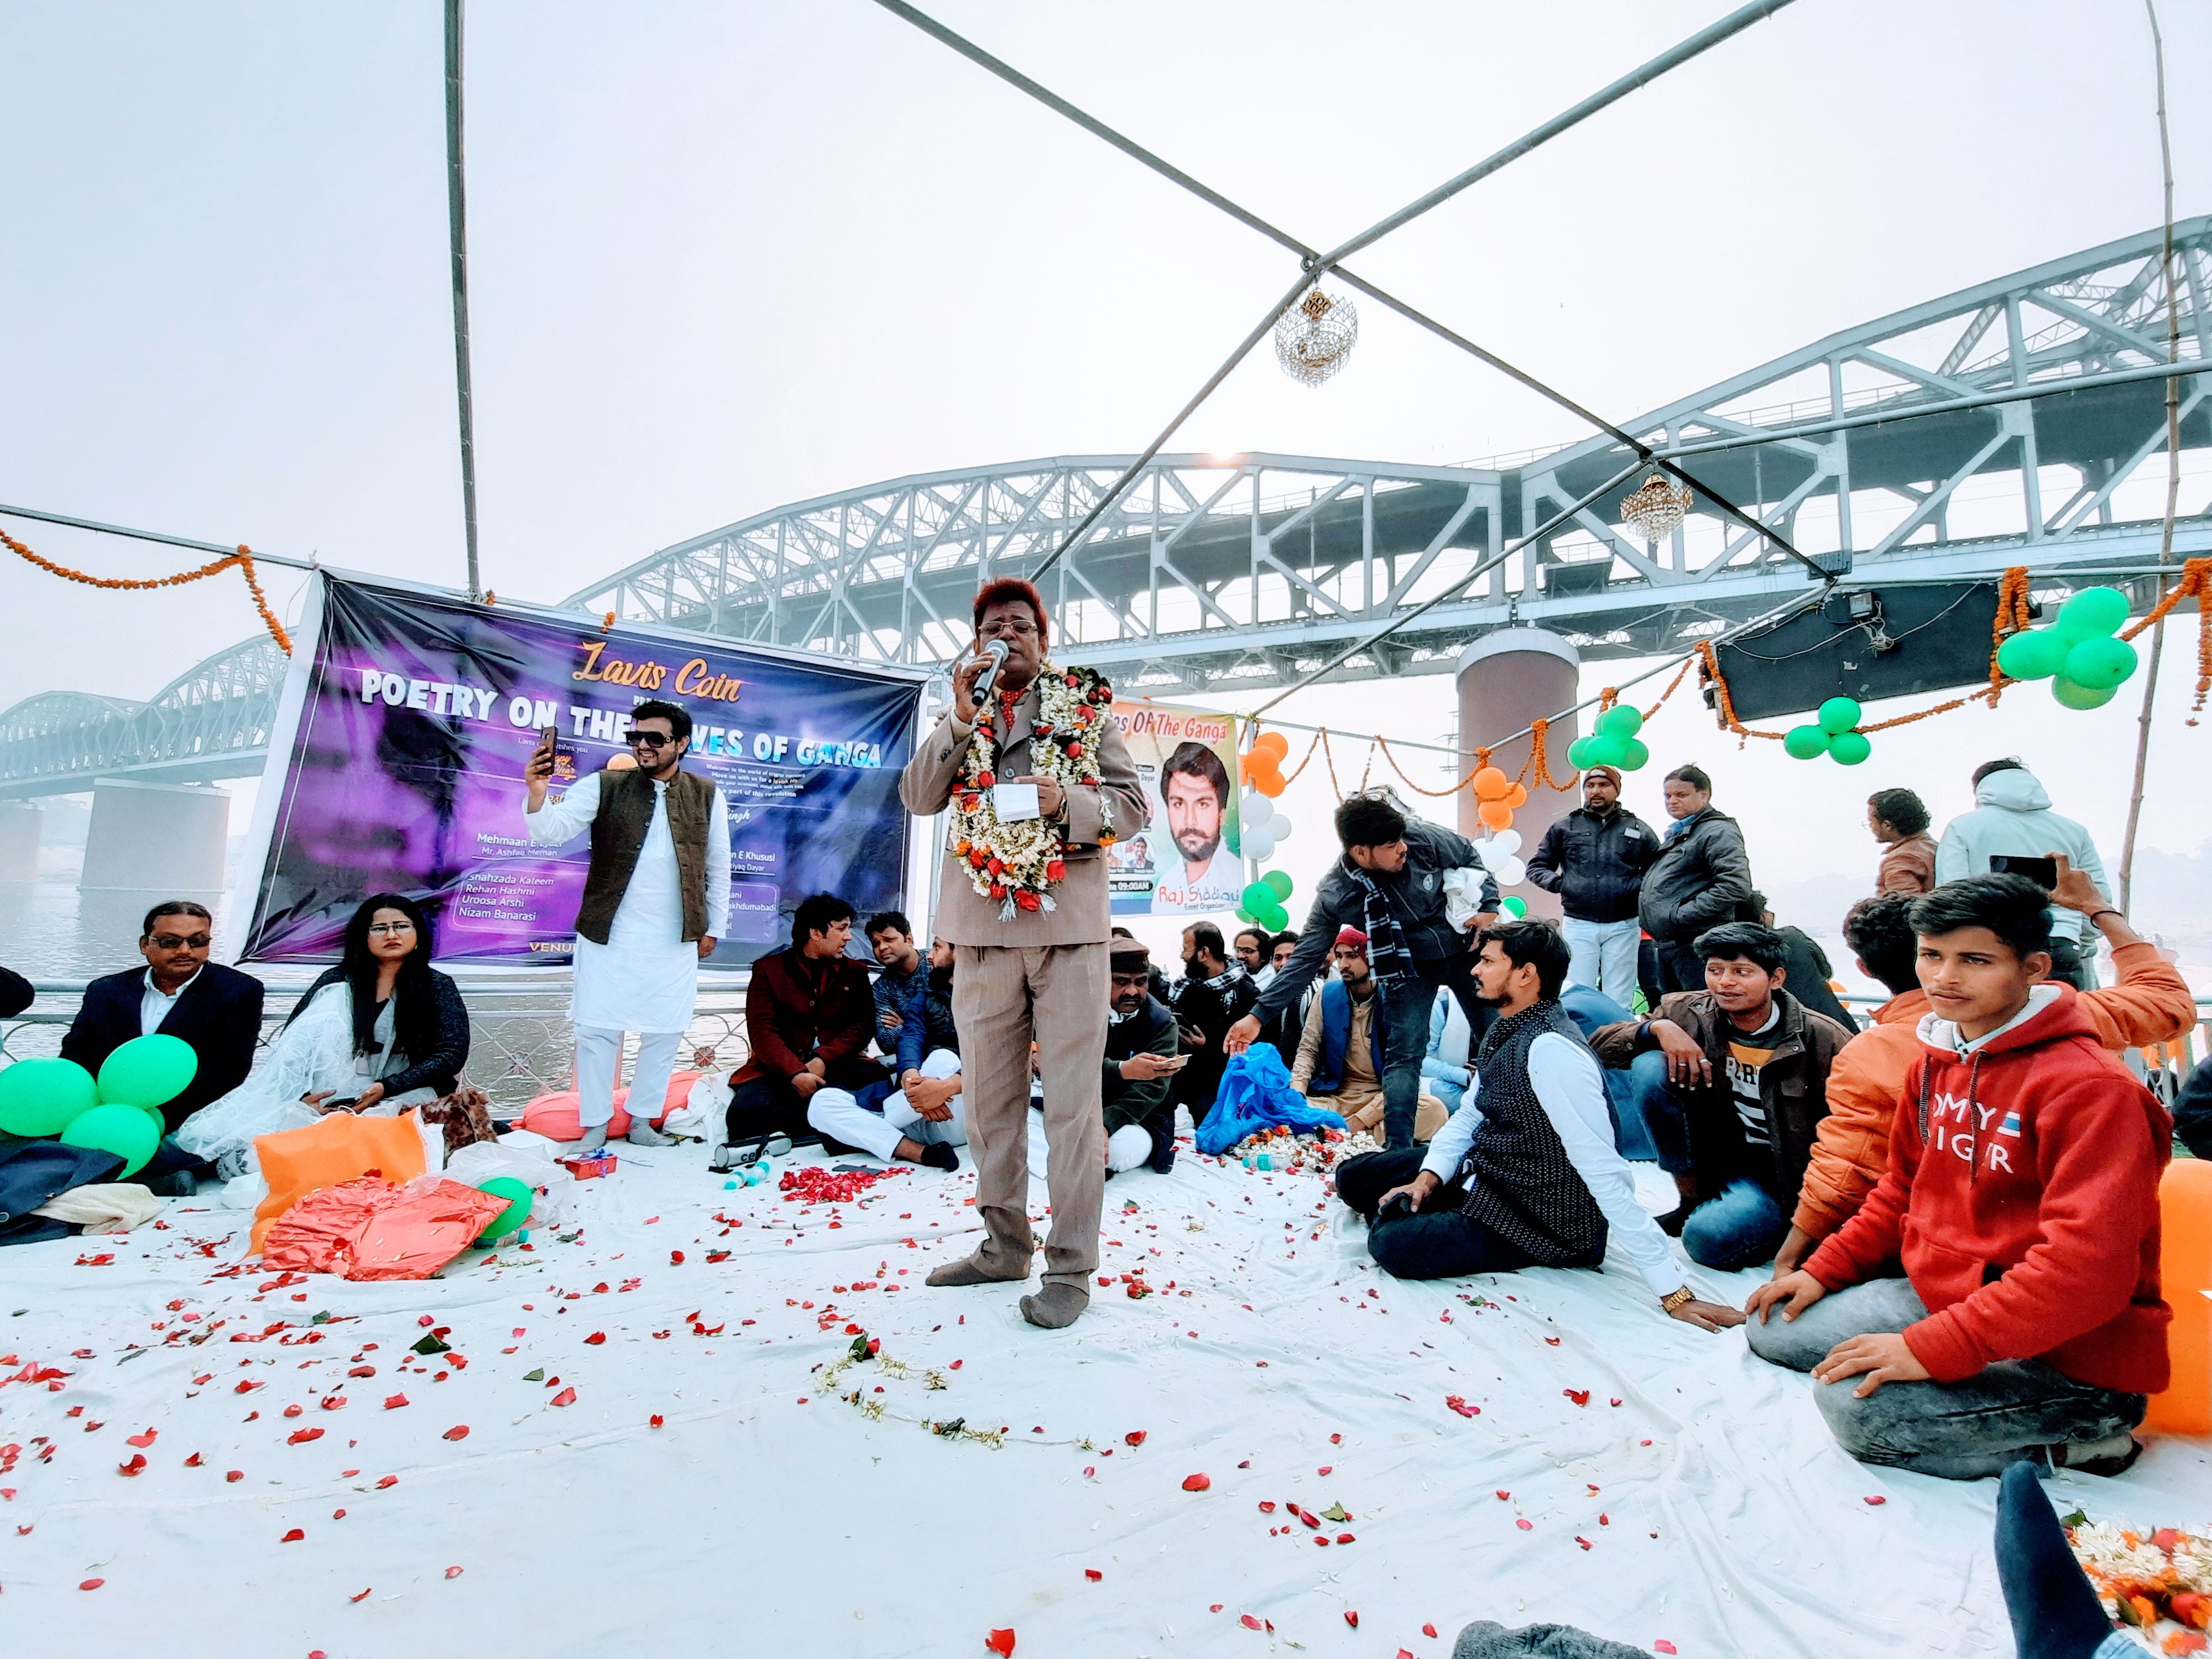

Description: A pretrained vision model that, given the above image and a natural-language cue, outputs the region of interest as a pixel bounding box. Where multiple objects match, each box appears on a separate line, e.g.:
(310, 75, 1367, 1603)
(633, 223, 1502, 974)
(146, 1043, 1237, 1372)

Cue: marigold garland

(3, 522, 293, 655)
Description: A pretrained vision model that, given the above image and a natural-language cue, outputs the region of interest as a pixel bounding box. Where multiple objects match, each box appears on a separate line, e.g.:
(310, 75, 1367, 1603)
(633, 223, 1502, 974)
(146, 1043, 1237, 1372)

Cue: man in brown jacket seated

(722, 894, 888, 1159)
(1290, 928, 1448, 1142)
(1589, 922, 1853, 1271)
(1773, 856, 2195, 1275)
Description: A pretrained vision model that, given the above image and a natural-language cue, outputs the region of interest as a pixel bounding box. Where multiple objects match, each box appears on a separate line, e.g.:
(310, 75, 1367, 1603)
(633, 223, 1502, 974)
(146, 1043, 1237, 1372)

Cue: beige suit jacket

(901, 679, 1149, 947)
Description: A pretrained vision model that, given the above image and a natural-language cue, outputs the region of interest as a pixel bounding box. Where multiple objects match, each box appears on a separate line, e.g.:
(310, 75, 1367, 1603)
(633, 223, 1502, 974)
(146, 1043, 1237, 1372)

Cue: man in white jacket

(1934, 759, 2109, 989)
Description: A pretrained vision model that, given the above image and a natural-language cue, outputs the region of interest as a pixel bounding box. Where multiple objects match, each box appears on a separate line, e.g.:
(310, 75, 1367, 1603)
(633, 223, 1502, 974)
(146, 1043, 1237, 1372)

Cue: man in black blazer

(61, 901, 265, 1142)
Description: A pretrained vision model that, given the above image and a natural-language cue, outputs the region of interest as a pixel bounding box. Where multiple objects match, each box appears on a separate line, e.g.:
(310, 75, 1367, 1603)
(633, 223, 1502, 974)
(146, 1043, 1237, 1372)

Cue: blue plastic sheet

(1193, 1044, 1348, 1156)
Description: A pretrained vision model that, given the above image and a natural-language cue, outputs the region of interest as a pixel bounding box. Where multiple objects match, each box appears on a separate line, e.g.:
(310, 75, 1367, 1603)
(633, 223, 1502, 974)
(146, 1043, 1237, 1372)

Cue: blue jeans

(1619, 1053, 1694, 1173)
(1379, 955, 1487, 1150)
(1747, 1278, 2147, 1480)
(1679, 1177, 1787, 1270)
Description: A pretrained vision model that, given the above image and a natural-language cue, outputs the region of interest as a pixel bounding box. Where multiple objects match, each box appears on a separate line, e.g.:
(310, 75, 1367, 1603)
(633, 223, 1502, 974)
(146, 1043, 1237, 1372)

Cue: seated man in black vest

(1332, 919, 1742, 1333)
(61, 900, 265, 1194)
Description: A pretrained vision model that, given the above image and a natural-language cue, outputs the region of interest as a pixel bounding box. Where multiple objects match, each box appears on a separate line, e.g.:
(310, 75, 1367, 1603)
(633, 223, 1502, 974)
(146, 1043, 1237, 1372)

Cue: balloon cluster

(1783, 698, 1872, 765)
(1470, 830, 1530, 919)
(1470, 766, 1530, 833)
(1238, 787, 1294, 863)
(1237, 869, 1295, 932)
(1994, 586, 2138, 709)
(1242, 731, 1291, 797)
(1565, 704, 1652, 774)
(0, 1035, 199, 1178)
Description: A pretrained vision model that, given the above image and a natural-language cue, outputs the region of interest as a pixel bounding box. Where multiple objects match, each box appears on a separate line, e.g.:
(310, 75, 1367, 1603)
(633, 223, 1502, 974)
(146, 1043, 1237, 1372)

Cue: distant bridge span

(4, 220, 2205, 800)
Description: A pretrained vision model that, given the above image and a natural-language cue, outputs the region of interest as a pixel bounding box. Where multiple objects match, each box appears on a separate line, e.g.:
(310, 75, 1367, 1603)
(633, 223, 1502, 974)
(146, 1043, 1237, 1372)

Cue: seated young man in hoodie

(1588, 923, 1854, 1271)
(1745, 874, 2171, 1481)
(1774, 859, 2195, 1275)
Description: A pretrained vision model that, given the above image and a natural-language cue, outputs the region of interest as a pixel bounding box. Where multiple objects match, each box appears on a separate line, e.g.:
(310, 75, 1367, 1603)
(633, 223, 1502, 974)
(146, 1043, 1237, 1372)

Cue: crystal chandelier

(1274, 285, 1359, 388)
(1620, 472, 1695, 549)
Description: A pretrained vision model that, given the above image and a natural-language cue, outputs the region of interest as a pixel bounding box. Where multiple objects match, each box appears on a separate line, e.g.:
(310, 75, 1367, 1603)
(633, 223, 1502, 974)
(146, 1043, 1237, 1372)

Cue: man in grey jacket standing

(900, 577, 1149, 1330)
(1525, 764, 1657, 1004)
(1225, 792, 1495, 1150)
(1638, 764, 1755, 994)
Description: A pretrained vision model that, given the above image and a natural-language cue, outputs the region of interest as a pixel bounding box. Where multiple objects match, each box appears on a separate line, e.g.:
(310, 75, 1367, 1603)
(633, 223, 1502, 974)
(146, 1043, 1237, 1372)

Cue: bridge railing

(1, 969, 756, 1115)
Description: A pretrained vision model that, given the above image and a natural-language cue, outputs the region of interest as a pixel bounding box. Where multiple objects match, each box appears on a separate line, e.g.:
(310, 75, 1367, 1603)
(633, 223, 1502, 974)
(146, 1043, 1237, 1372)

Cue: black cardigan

(292, 969, 471, 1099)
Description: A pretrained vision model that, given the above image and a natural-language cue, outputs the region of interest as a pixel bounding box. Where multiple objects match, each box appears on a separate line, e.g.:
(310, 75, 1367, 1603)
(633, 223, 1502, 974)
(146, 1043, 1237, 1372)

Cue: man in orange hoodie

(1773, 856, 2194, 1275)
(1746, 874, 2171, 1480)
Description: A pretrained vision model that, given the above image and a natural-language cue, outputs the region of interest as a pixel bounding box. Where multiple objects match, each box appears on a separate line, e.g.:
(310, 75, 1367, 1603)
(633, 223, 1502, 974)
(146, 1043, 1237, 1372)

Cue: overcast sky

(4, 1, 2207, 909)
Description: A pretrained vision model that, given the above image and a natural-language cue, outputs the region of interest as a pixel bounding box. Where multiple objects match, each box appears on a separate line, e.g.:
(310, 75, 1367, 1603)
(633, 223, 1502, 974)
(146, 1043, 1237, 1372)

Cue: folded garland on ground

(2065, 1512, 2212, 1648)
(1225, 1124, 1380, 1175)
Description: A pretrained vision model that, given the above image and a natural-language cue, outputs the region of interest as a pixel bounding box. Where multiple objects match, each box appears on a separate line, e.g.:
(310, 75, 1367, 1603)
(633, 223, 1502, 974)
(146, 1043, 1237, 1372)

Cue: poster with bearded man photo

(1104, 701, 1244, 916)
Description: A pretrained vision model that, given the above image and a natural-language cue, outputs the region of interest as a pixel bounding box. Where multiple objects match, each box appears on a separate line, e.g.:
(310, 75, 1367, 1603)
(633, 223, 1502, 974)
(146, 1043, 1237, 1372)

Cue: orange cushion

(250, 1110, 427, 1256)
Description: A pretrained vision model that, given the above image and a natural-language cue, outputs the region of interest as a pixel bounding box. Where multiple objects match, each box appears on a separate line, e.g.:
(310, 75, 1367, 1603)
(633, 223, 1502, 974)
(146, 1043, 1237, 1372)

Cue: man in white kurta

(525, 703, 731, 1150)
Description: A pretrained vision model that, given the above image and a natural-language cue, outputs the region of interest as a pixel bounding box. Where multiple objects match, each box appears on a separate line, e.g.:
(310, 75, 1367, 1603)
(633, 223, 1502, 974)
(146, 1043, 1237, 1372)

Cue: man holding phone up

(525, 698, 731, 1151)
(1935, 759, 2110, 989)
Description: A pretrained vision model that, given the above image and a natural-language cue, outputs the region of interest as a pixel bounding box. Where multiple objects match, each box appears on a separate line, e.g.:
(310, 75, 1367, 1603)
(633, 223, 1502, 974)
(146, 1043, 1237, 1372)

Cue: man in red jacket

(722, 894, 888, 1159)
(1745, 873, 2170, 1480)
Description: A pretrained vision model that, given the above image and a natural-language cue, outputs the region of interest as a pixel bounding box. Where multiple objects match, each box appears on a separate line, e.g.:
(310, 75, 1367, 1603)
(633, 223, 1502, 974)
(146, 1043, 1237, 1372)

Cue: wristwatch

(1658, 1286, 1695, 1315)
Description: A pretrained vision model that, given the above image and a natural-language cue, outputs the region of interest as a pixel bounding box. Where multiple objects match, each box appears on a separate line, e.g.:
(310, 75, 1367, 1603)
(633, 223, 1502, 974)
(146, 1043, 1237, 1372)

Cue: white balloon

(1485, 828, 1522, 858)
(1243, 826, 1276, 861)
(1269, 814, 1293, 843)
(1240, 790, 1274, 828)
(1492, 855, 1526, 886)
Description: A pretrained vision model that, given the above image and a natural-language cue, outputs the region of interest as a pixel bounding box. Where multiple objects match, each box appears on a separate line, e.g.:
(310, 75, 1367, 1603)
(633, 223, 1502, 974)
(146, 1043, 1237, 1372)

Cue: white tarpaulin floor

(2, 1137, 2205, 1658)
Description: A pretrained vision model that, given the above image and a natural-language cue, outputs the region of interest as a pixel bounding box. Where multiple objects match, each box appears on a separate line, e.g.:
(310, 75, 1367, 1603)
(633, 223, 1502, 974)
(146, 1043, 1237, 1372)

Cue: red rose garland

(949, 664, 1115, 919)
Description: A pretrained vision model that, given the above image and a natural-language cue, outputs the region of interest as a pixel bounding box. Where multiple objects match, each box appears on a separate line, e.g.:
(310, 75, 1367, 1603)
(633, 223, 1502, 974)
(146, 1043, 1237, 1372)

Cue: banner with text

(1104, 699, 1243, 916)
(241, 576, 922, 966)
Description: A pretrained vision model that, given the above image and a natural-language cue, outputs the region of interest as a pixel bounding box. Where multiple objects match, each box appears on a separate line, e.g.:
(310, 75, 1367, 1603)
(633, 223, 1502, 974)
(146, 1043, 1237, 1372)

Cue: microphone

(969, 638, 1011, 700)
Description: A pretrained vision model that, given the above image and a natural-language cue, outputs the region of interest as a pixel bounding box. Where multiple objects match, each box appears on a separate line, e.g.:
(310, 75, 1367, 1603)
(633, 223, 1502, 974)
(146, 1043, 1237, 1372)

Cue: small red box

(559, 1149, 617, 1180)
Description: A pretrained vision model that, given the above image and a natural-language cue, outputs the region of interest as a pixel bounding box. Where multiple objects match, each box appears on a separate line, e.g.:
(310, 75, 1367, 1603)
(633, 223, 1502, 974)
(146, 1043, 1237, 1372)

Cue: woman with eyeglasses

(175, 894, 471, 1183)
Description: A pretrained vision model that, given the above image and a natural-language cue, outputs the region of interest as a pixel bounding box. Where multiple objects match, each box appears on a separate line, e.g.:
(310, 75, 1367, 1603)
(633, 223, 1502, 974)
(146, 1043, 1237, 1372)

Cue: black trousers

(1653, 938, 1706, 996)
(1333, 1147, 1548, 1282)
(723, 1057, 890, 1145)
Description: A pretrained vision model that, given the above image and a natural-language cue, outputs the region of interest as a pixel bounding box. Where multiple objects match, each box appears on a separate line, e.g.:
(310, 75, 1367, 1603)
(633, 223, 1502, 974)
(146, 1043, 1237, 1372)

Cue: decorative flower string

(948, 662, 1114, 919)
(3, 521, 292, 655)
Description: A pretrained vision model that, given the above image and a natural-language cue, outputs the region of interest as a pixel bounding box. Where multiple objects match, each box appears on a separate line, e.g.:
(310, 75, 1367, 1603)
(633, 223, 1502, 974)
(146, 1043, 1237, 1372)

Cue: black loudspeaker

(1710, 581, 2002, 723)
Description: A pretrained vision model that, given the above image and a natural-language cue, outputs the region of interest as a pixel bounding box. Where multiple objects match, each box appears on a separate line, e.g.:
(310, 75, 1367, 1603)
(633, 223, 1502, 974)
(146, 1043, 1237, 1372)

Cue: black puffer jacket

(1525, 806, 1659, 923)
(1637, 807, 1754, 946)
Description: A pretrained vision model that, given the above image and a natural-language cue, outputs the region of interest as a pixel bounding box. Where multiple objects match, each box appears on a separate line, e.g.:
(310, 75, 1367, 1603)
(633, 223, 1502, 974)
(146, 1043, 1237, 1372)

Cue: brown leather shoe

(925, 1254, 1029, 1288)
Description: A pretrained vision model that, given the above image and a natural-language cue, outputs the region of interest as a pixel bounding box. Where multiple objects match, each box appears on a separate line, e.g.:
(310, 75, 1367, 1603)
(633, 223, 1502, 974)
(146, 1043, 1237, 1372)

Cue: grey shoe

(1020, 1283, 1089, 1329)
(576, 1124, 609, 1153)
(625, 1121, 676, 1148)
(926, 1254, 1030, 1288)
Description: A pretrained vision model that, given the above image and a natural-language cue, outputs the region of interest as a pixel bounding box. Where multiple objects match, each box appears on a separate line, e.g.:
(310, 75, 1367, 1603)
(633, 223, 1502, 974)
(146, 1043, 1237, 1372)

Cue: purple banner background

(241, 577, 920, 966)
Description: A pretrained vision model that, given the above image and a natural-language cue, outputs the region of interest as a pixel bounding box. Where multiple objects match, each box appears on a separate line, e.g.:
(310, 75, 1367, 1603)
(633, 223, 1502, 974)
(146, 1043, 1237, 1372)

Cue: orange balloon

(1478, 800, 1515, 831)
(1504, 783, 1529, 809)
(2146, 1157, 2212, 1435)
(1254, 769, 1287, 799)
(1243, 755, 1281, 787)
(1472, 766, 1511, 801)
(1253, 731, 1290, 760)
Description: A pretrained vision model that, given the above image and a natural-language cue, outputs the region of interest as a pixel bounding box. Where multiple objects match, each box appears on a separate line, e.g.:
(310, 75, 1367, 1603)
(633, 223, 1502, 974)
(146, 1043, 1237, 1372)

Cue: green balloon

(2062, 635, 2137, 692)
(1828, 730, 1872, 766)
(1241, 881, 1273, 912)
(475, 1176, 534, 1242)
(2051, 675, 2118, 711)
(0, 1057, 100, 1138)
(1782, 724, 1832, 760)
(1619, 737, 1650, 771)
(1256, 900, 1290, 932)
(1234, 907, 1258, 926)
(2057, 586, 2130, 639)
(1817, 697, 1863, 735)
(1583, 734, 1630, 769)
(1997, 626, 2069, 681)
(1595, 704, 1643, 740)
(96, 1033, 199, 1110)
(1499, 895, 1528, 919)
(1566, 736, 1595, 770)
(59, 1103, 161, 1179)
(1261, 869, 1293, 901)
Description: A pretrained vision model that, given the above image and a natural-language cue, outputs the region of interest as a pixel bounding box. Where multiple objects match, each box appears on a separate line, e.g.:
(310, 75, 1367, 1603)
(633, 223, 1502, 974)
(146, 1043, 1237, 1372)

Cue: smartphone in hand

(1990, 854, 2059, 890)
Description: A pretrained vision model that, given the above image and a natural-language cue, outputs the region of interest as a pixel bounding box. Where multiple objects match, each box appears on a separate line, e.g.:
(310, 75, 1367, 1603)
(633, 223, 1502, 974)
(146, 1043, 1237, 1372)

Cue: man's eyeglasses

(149, 933, 212, 951)
(628, 731, 675, 750)
(980, 618, 1039, 638)
(366, 921, 416, 936)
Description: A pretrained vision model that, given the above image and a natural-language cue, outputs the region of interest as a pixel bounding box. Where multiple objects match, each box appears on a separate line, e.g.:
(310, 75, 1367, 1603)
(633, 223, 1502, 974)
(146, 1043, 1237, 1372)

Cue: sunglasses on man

(149, 932, 213, 950)
(628, 730, 677, 750)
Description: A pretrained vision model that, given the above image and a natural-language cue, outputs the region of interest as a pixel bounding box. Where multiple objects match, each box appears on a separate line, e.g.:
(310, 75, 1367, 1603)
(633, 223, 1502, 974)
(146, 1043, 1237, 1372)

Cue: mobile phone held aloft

(534, 724, 576, 785)
(1989, 854, 2059, 891)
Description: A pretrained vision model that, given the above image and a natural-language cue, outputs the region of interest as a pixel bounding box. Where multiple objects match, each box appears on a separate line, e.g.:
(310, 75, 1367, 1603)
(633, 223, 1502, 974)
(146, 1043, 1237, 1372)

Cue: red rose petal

(1656, 1645, 1677, 1656)
(287, 1428, 324, 1445)
(80, 1577, 105, 1590)
(649, 1414, 665, 1428)
(583, 1333, 606, 1345)
(985, 1628, 1016, 1657)
(442, 1426, 470, 1441)
(226, 1470, 243, 1483)
(1337, 1532, 1354, 1543)
(333, 1508, 347, 1519)
(126, 1428, 156, 1448)
(445, 1565, 464, 1579)
(1317, 1464, 1332, 1475)
(1084, 1568, 1102, 1582)
(1564, 1388, 1591, 1406)
(1240, 1615, 1265, 1631)
(351, 1588, 372, 1603)
(1516, 1519, 1532, 1530)
(1344, 1610, 1359, 1628)
(1330, 1433, 1343, 1444)
(1123, 1430, 1145, 1447)
(384, 1394, 409, 1409)
(1577, 1536, 1593, 1550)
(669, 1251, 685, 1265)
(1864, 1495, 1886, 1505)
(375, 1476, 398, 1489)
(550, 1388, 577, 1407)
(282, 1527, 305, 1542)
(1424, 1624, 1439, 1638)
(184, 1452, 203, 1467)
(1181, 1473, 1211, 1492)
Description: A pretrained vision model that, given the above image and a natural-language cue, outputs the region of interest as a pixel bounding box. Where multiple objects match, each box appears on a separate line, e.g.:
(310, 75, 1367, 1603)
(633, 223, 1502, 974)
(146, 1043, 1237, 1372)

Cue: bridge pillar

(79, 779, 229, 895)
(0, 802, 40, 883)
(1455, 629, 1579, 922)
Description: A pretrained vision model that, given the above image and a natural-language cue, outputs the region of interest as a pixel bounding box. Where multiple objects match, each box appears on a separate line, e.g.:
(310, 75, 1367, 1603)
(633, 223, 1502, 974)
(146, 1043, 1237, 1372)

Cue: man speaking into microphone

(902, 578, 1148, 1329)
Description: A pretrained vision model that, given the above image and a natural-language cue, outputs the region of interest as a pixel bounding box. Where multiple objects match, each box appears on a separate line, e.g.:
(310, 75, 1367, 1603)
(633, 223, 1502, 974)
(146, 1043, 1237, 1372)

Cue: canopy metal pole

(0, 502, 318, 572)
(445, 0, 483, 601)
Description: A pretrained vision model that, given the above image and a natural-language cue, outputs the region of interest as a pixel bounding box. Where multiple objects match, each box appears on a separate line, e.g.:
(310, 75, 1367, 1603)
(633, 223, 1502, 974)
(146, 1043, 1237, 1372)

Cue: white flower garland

(947, 662, 1114, 920)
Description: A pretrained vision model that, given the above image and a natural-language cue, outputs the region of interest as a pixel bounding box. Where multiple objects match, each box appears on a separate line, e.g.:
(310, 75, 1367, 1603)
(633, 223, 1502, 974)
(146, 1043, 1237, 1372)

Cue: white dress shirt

(140, 966, 204, 1036)
(1420, 1028, 1686, 1298)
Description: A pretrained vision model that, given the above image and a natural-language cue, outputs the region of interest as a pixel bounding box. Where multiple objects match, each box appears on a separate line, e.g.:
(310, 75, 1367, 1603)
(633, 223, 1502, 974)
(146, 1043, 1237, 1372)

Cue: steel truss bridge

(4, 221, 2206, 799)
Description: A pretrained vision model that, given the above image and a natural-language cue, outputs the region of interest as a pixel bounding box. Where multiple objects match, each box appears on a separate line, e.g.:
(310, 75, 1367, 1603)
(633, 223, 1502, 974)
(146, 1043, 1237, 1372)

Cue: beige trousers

(952, 941, 1108, 1289)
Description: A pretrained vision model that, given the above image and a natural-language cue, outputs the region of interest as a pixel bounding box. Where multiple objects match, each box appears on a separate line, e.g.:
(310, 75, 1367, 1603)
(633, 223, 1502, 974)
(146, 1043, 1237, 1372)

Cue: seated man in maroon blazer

(722, 894, 886, 1158)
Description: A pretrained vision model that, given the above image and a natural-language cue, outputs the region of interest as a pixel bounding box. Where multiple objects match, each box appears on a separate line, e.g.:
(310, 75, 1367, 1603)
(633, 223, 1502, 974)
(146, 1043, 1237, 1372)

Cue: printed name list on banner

(1105, 698, 1244, 917)
(240, 575, 922, 966)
